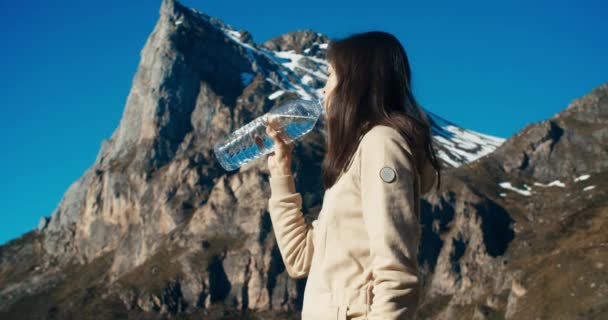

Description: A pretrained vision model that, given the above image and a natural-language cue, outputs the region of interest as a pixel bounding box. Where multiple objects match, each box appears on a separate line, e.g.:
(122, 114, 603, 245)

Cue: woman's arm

(359, 128, 422, 319)
(263, 116, 315, 278)
(268, 174, 316, 279)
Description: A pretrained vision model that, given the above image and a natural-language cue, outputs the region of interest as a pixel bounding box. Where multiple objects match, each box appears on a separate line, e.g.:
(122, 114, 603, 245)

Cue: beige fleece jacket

(267, 124, 437, 320)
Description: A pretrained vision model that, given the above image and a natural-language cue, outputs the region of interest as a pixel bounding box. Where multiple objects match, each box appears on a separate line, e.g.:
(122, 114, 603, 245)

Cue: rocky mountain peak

(262, 29, 330, 53)
(491, 82, 607, 182)
(559, 82, 608, 122)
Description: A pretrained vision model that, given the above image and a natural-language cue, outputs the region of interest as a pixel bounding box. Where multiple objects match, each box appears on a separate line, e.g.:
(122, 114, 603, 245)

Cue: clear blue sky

(1, 0, 606, 245)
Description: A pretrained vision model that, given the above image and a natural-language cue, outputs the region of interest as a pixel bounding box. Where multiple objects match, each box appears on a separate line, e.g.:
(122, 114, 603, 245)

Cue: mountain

(414, 82, 607, 319)
(1, 0, 605, 319)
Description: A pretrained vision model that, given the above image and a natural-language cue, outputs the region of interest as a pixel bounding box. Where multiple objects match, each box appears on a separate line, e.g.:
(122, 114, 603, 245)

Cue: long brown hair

(322, 30, 442, 191)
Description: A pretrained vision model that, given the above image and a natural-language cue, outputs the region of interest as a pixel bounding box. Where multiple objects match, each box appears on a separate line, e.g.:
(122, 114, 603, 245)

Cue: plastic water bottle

(214, 97, 324, 171)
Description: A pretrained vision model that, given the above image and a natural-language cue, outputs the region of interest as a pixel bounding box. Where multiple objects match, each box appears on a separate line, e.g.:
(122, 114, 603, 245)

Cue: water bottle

(214, 97, 324, 171)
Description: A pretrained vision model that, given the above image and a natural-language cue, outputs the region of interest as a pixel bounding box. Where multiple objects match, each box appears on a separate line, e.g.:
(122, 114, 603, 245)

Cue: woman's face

(322, 63, 337, 112)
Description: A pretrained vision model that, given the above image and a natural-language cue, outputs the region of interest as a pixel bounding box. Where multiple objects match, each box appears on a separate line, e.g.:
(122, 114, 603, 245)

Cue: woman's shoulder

(359, 124, 412, 152)
(344, 124, 417, 184)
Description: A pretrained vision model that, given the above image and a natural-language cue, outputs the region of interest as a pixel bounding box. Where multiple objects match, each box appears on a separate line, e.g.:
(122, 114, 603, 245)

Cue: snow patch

(583, 185, 595, 191)
(574, 174, 590, 182)
(259, 48, 323, 99)
(499, 182, 532, 196)
(533, 180, 565, 188)
(269, 90, 285, 100)
(265, 77, 277, 85)
(301, 74, 314, 85)
(429, 111, 505, 168)
(319, 43, 328, 49)
(175, 20, 183, 26)
(221, 27, 258, 65)
(437, 149, 461, 167)
(273, 50, 328, 80)
(226, 30, 241, 39)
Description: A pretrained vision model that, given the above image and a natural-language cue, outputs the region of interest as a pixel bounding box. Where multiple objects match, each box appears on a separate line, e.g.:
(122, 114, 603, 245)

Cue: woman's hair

(322, 30, 442, 191)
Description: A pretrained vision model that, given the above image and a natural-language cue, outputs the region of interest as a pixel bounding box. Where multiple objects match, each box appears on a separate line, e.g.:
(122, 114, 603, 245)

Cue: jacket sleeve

(359, 130, 422, 319)
(267, 174, 316, 279)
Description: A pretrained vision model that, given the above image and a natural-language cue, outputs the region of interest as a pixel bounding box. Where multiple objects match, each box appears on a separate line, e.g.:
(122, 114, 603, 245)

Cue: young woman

(265, 31, 441, 320)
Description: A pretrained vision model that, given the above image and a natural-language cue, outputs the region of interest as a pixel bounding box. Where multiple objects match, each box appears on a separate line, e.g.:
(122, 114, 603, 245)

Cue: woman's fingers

(265, 124, 279, 143)
(267, 114, 282, 130)
(265, 123, 281, 152)
(278, 131, 293, 150)
(265, 120, 286, 145)
(264, 115, 294, 176)
(264, 116, 295, 160)
(267, 129, 290, 160)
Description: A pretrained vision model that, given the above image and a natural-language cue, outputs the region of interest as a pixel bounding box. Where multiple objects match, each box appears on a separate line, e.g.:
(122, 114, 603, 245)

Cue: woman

(265, 31, 441, 320)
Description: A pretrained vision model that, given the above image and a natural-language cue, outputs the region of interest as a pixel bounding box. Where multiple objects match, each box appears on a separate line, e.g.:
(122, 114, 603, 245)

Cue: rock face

(262, 30, 330, 54)
(1, 0, 605, 319)
(413, 83, 608, 319)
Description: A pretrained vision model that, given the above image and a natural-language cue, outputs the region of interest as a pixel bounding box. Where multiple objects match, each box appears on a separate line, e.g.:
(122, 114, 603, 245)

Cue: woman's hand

(263, 115, 294, 177)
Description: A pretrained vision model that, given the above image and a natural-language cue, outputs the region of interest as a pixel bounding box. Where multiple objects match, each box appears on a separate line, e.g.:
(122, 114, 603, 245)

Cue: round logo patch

(379, 166, 397, 183)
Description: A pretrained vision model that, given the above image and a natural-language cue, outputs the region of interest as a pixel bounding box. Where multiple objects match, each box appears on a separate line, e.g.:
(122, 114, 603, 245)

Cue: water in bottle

(214, 97, 324, 171)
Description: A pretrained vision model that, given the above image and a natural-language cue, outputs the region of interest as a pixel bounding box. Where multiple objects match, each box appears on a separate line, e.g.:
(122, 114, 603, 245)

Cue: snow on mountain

(427, 110, 506, 167)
